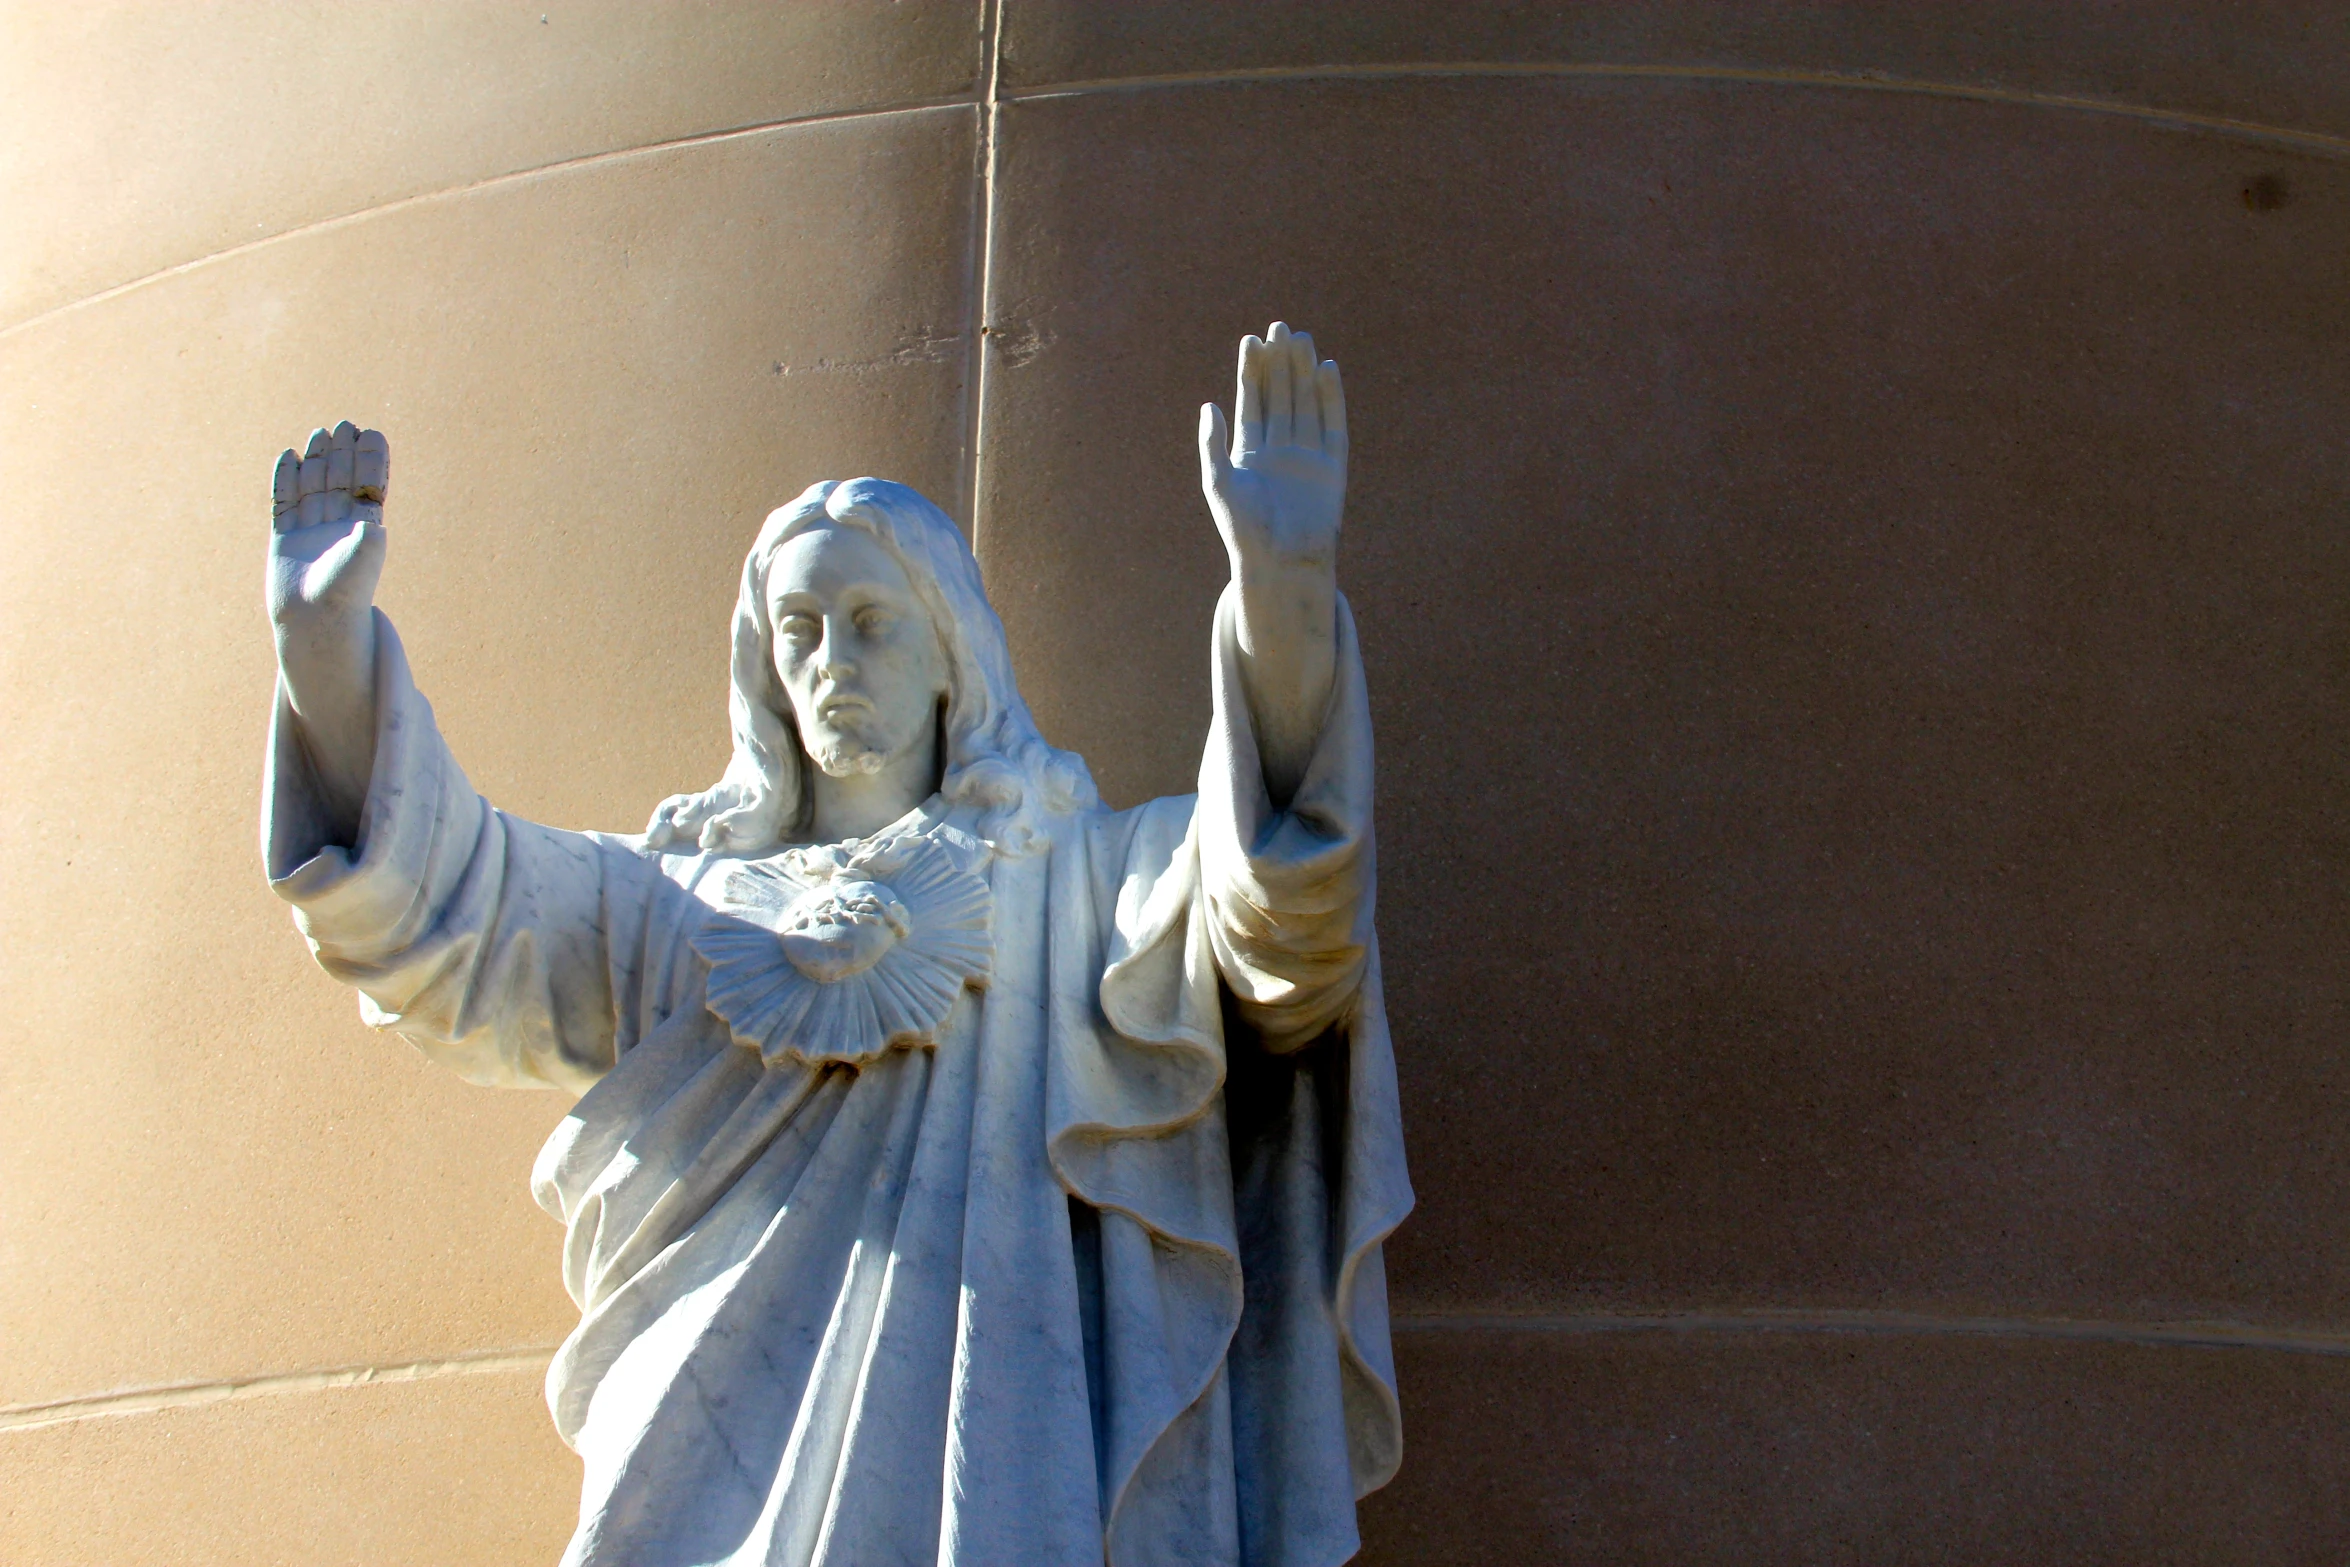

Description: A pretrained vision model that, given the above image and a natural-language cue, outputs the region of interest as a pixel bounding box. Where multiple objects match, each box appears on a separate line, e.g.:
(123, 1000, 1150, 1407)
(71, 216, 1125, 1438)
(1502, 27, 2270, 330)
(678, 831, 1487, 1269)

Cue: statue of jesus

(261, 324, 1411, 1567)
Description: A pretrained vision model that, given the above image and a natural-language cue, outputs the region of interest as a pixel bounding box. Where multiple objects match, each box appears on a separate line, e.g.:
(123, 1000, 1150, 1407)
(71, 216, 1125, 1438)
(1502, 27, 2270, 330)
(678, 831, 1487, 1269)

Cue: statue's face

(767, 522, 949, 780)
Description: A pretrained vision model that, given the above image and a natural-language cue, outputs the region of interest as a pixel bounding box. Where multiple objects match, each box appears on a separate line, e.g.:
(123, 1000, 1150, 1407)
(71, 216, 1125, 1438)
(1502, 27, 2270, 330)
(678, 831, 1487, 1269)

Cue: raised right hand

(267, 421, 389, 838)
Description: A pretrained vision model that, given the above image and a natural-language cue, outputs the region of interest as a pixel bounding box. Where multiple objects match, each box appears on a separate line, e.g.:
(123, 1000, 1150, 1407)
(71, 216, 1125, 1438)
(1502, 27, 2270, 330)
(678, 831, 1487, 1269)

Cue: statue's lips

(816, 692, 874, 721)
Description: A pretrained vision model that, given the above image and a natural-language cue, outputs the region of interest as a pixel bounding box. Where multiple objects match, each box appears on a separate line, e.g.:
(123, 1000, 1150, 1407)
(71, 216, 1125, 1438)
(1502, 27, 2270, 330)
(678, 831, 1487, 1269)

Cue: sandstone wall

(6, 5, 2349, 1561)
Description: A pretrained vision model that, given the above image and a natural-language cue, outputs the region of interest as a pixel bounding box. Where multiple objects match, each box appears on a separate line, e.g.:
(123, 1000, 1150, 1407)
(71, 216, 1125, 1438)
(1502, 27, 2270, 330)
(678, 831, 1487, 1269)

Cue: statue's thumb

(1197, 403, 1234, 494)
(324, 517, 388, 603)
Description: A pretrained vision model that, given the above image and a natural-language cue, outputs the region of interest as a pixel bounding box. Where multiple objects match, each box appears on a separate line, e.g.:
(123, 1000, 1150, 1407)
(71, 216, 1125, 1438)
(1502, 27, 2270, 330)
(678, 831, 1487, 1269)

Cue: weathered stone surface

(17, 3, 2350, 1560)
(978, 74, 2350, 1328)
(0, 106, 978, 1409)
(0, 0, 982, 327)
(0, 1369, 579, 1567)
(1358, 1325, 2350, 1564)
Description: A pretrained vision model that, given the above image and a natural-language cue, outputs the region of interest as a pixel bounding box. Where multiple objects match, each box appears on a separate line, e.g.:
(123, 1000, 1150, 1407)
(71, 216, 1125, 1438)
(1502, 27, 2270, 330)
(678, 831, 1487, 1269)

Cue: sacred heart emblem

(778, 878, 912, 983)
(692, 827, 993, 1067)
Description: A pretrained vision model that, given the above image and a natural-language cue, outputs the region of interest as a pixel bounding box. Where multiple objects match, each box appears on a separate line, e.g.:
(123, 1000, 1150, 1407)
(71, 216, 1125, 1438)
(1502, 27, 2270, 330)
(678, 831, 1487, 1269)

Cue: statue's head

(646, 478, 1095, 856)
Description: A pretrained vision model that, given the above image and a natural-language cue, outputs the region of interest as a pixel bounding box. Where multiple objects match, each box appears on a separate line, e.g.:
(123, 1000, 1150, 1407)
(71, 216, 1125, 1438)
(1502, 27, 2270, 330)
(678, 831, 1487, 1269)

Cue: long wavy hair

(644, 478, 1097, 856)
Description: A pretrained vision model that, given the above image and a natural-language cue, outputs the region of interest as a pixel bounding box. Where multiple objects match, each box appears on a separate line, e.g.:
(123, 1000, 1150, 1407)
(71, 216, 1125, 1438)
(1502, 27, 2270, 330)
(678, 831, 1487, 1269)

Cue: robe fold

(263, 590, 1412, 1567)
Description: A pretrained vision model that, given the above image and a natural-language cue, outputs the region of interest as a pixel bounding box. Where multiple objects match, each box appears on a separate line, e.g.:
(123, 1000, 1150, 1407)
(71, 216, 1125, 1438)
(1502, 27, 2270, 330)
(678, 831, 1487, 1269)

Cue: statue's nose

(817, 613, 857, 676)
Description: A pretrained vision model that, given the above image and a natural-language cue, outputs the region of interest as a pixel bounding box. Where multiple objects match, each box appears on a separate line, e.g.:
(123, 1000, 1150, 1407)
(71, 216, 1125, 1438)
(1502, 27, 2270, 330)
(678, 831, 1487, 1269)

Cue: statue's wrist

(276, 611, 378, 728)
(1227, 539, 1337, 591)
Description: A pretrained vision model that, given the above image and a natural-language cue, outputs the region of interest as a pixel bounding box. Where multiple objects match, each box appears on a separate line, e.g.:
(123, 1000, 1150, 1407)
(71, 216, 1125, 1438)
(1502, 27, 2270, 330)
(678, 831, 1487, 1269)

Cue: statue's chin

(810, 742, 888, 778)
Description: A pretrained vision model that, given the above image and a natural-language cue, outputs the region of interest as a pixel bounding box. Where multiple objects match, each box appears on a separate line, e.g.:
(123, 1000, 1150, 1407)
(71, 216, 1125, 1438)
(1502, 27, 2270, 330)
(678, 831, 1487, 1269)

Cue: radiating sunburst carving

(693, 827, 993, 1067)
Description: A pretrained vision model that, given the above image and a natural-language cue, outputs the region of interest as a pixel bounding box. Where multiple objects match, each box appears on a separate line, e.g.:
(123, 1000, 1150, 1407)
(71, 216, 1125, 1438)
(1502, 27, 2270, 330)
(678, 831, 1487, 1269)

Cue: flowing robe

(262, 590, 1411, 1567)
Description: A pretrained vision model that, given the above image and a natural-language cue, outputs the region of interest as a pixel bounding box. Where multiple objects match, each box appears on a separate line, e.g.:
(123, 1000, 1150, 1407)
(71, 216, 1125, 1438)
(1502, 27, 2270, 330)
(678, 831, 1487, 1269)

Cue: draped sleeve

(261, 612, 681, 1094)
(1060, 586, 1413, 1566)
(1195, 586, 1377, 1050)
(1195, 586, 1410, 1502)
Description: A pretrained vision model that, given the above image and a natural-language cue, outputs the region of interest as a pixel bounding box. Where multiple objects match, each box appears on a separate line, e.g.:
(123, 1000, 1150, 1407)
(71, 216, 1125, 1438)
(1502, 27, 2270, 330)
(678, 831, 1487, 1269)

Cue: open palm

(1198, 321, 1347, 570)
(268, 421, 390, 656)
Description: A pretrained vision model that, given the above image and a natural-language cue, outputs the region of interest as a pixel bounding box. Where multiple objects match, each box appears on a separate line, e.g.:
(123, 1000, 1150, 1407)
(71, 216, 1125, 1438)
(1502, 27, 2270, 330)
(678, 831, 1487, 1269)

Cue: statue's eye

(779, 614, 817, 643)
(853, 607, 890, 636)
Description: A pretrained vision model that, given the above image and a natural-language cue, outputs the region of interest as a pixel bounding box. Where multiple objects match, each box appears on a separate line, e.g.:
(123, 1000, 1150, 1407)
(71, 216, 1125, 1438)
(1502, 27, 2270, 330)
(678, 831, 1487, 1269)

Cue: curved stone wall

(7, 5, 2350, 1561)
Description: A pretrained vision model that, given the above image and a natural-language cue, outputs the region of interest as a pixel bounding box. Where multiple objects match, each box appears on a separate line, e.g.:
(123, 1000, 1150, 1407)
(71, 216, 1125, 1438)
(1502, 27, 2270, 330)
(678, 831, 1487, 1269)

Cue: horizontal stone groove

(14, 58, 2346, 345)
(0, 1345, 560, 1434)
(1393, 1307, 2350, 1357)
(1003, 60, 2350, 160)
(0, 93, 982, 342)
(11, 1308, 2342, 1434)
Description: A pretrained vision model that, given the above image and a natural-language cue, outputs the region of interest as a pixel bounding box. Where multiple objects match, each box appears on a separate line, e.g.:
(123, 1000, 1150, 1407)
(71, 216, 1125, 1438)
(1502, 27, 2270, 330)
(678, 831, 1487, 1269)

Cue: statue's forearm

(265, 423, 394, 847)
(1230, 554, 1337, 808)
(1195, 324, 1347, 804)
(276, 607, 380, 844)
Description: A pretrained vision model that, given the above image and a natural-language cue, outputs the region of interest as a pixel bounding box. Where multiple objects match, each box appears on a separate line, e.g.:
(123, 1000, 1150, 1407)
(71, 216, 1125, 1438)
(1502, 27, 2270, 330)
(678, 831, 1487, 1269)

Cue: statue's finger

(325, 421, 358, 495)
(1265, 321, 1294, 447)
(1235, 334, 1266, 453)
(272, 449, 301, 529)
(352, 429, 389, 502)
(323, 422, 358, 523)
(1288, 330, 1321, 447)
(299, 427, 329, 500)
(1317, 359, 1347, 462)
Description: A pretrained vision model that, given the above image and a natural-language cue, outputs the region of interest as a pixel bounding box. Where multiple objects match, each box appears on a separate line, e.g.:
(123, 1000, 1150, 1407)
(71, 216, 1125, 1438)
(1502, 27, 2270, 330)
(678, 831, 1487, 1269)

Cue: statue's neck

(805, 728, 941, 843)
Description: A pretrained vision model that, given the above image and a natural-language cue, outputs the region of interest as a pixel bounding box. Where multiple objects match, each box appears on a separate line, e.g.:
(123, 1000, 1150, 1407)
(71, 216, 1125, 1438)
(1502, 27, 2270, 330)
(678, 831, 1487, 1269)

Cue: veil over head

(645, 478, 1096, 856)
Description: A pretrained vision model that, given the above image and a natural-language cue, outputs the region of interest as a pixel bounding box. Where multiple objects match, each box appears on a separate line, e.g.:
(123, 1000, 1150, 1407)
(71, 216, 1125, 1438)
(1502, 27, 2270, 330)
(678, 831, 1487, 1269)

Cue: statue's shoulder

(1077, 791, 1198, 873)
(586, 830, 758, 908)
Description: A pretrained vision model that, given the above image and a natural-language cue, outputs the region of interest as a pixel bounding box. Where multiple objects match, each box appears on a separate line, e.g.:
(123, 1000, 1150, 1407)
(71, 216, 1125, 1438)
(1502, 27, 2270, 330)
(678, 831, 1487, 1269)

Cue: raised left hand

(1198, 321, 1346, 574)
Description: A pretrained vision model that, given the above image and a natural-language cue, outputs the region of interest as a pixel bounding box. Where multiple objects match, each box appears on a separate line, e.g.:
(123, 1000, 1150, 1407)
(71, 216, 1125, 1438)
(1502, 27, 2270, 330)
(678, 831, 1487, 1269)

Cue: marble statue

(261, 324, 1411, 1567)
